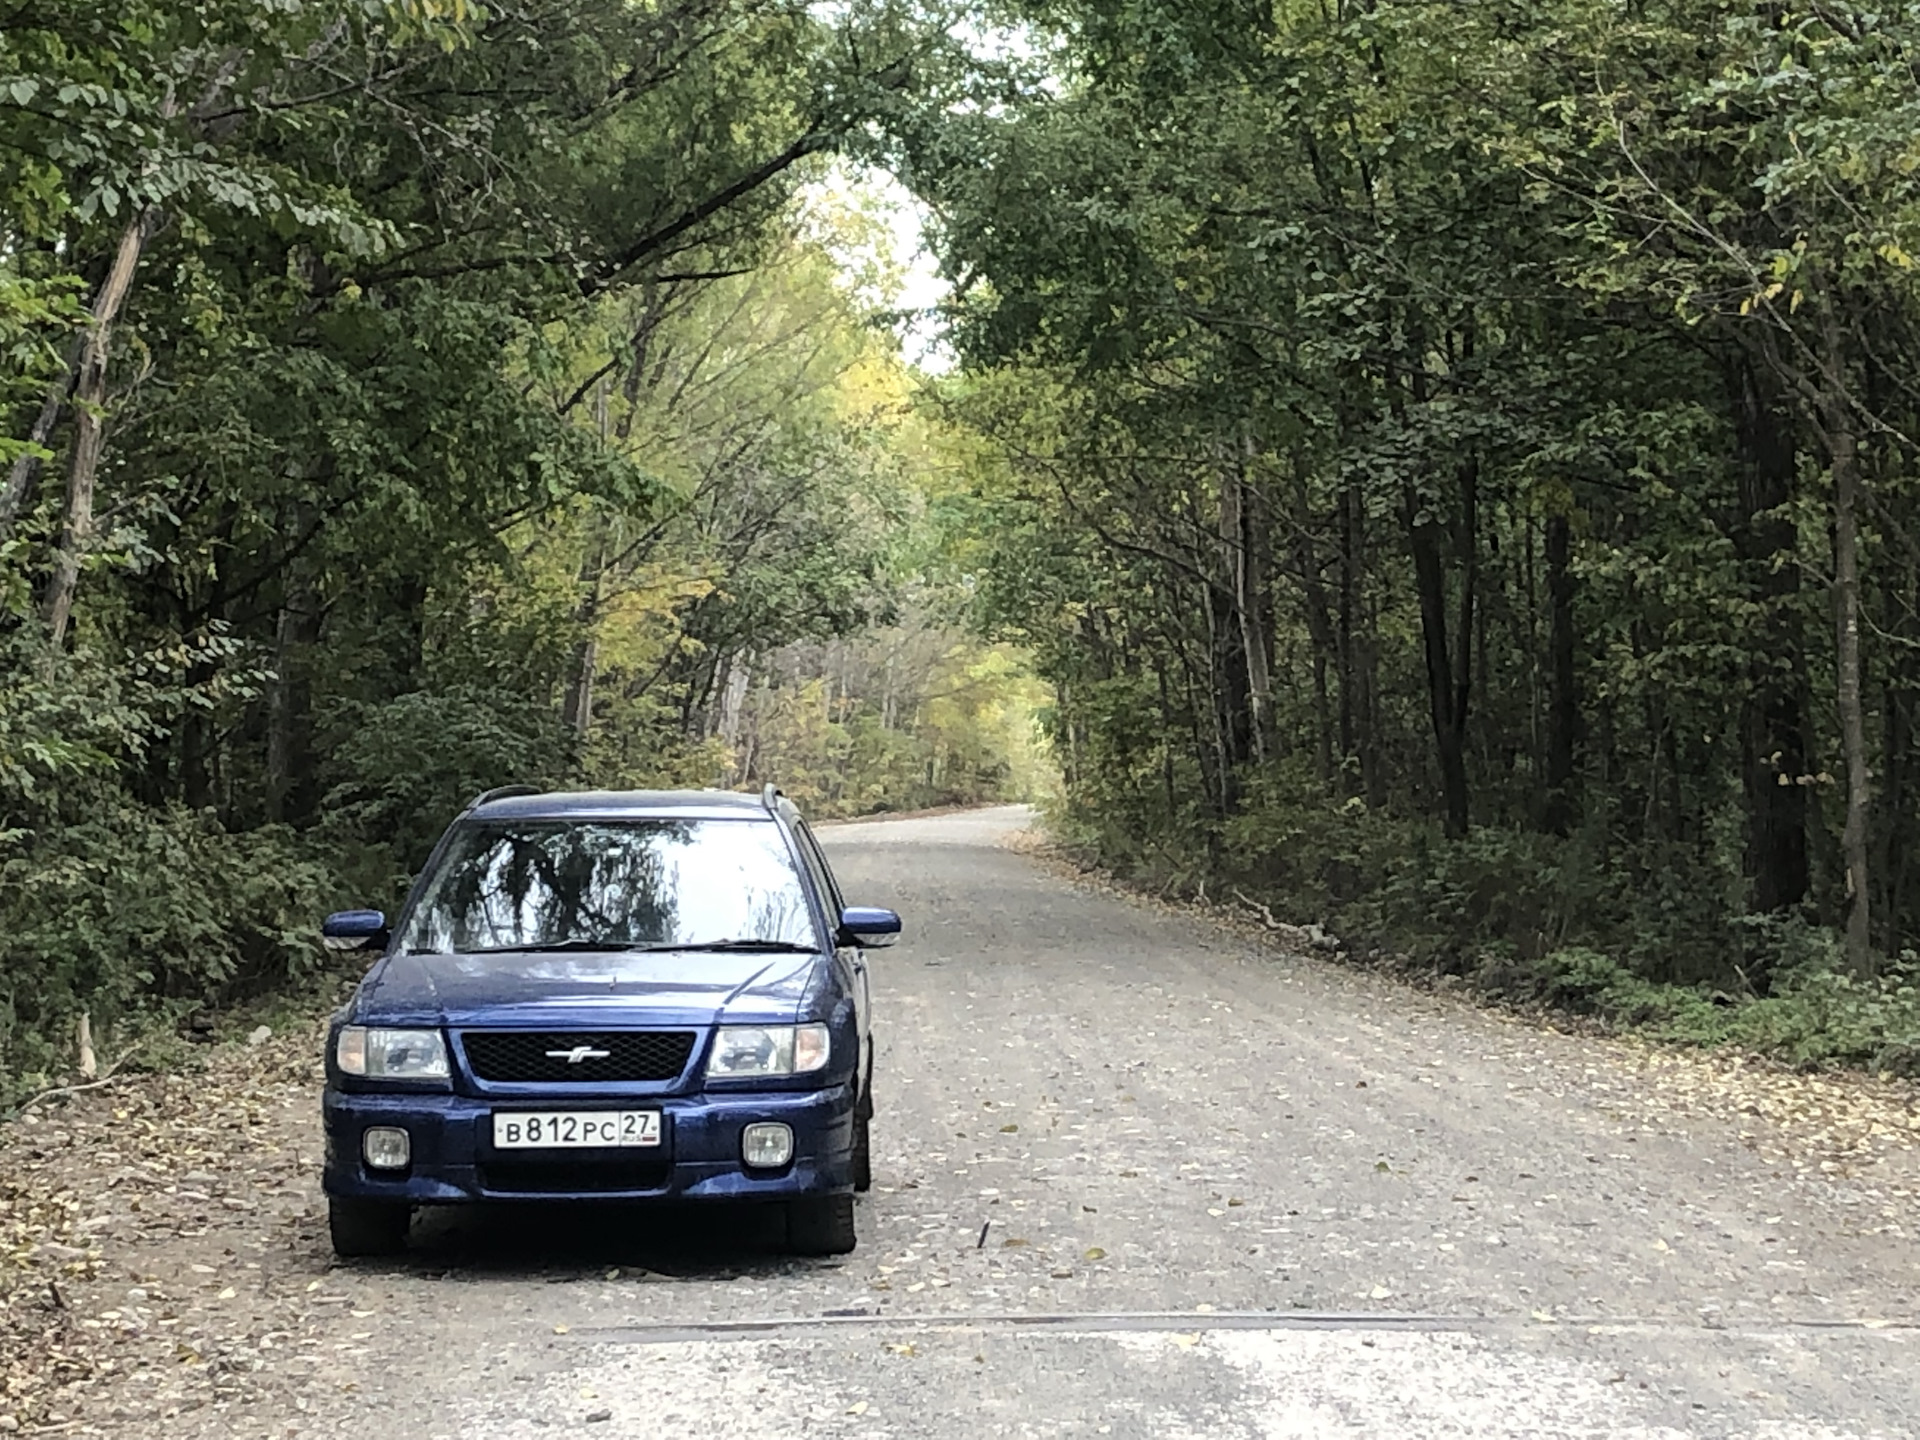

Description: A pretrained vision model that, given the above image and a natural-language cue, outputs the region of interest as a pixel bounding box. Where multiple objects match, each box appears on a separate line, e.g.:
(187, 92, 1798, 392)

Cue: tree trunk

(1336, 485, 1358, 786)
(1205, 571, 1250, 816)
(1347, 488, 1386, 809)
(1542, 513, 1580, 836)
(1730, 357, 1809, 925)
(0, 338, 83, 542)
(561, 532, 606, 738)
(1825, 355, 1873, 975)
(42, 208, 163, 646)
(1220, 453, 1275, 766)
(1877, 564, 1915, 957)
(1406, 461, 1477, 839)
(265, 530, 324, 827)
(1290, 453, 1337, 789)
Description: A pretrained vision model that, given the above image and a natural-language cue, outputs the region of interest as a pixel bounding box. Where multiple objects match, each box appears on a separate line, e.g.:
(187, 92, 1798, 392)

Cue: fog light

(362, 1126, 411, 1170)
(742, 1122, 793, 1169)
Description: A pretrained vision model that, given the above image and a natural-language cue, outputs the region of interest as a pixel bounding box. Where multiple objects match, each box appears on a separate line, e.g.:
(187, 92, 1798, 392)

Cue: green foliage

(0, 0, 1011, 1098)
(908, 0, 1920, 1058)
(0, 803, 334, 1101)
(319, 687, 579, 888)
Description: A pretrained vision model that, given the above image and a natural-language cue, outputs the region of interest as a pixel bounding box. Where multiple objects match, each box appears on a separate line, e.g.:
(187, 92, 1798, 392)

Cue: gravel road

(9, 806, 1920, 1437)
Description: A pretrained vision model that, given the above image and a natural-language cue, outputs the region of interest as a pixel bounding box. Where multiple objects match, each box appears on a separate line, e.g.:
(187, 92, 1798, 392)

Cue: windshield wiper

(458, 940, 649, 955)
(651, 939, 818, 953)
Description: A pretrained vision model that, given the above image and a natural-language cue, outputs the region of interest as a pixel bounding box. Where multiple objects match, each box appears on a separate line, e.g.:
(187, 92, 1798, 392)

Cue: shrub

(0, 803, 335, 1103)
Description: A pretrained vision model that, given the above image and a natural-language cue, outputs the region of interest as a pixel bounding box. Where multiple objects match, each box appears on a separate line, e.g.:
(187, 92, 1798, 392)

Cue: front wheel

(787, 1194, 857, 1256)
(851, 1108, 873, 1193)
(328, 1195, 411, 1257)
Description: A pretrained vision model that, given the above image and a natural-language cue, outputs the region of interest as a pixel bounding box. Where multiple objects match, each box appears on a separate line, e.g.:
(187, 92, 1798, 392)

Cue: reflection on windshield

(398, 819, 816, 954)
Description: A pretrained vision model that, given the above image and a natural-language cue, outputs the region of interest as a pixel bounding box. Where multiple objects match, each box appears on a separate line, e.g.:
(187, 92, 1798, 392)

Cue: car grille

(461, 1030, 696, 1083)
(478, 1160, 672, 1195)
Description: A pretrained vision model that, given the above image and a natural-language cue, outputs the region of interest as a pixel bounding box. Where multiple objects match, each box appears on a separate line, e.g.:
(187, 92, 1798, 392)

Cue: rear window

(397, 818, 817, 954)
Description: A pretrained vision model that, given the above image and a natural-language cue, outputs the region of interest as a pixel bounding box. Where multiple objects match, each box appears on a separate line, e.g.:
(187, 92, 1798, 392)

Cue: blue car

(318, 785, 899, 1258)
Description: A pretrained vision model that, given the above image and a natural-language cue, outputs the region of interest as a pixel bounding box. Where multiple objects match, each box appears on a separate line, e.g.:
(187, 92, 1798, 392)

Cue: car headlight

(335, 1026, 449, 1079)
(706, 1023, 830, 1079)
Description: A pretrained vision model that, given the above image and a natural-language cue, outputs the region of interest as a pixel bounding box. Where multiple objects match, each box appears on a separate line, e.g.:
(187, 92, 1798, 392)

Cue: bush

(0, 803, 336, 1103)
(1067, 779, 1920, 1071)
(318, 684, 579, 896)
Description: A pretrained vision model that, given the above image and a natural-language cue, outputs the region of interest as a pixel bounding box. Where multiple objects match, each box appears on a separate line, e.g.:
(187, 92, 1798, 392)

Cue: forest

(0, 0, 1042, 1098)
(7, 0, 1920, 1095)
(915, 0, 1920, 1063)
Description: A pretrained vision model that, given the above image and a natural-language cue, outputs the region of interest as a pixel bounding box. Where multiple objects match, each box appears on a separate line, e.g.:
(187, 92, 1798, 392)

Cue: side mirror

(322, 909, 388, 952)
(839, 906, 902, 949)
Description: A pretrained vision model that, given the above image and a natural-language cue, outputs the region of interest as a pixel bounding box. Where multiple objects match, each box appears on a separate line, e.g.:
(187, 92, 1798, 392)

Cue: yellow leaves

(1878, 241, 1916, 271)
(381, 0, 484, 52)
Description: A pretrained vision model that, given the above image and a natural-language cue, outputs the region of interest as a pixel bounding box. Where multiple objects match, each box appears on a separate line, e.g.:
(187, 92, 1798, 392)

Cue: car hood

(356, 948, 820, 1028)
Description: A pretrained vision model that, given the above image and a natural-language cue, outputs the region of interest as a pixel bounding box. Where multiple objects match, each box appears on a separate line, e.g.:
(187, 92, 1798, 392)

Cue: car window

(397, 818, 818, 953)
(794, 821, 844, 915)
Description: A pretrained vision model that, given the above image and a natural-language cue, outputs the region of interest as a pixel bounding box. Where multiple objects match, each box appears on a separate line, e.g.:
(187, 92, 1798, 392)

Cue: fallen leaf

(1084, 1247, 1106, 1261)
(847, 1401, 869, 1416)
(1171, 1333, 1200, 1348)
(999, 1124, 1019, 1133)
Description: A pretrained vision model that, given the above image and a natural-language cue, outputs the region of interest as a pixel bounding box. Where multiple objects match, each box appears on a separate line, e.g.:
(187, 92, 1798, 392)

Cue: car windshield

(396, 818, 818, 954)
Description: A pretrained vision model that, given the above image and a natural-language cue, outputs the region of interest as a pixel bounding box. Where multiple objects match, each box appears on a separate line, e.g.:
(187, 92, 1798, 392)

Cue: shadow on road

(378, 1200, 841, 1281)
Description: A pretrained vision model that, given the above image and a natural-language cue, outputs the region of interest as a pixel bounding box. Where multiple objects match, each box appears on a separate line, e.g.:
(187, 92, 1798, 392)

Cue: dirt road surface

(5, 807, 1919, 1437)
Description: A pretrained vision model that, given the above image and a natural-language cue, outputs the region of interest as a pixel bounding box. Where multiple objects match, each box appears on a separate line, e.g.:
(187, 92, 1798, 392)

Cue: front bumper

(322, 1082, 856, 1204)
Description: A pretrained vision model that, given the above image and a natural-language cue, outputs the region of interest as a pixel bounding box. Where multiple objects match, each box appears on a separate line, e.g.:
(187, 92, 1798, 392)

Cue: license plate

(491, 1111, 661, 1150)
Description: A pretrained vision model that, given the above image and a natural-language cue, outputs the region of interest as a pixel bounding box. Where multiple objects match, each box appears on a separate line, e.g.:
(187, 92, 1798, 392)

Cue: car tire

(851, 1107, 873, 1193)
(787, 1194, 857, 1256)
(328, 1196, 411, 1257)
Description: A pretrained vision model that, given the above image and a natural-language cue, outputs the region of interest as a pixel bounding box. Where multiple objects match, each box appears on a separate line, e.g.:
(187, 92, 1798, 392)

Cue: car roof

(464, 789, 779, 823)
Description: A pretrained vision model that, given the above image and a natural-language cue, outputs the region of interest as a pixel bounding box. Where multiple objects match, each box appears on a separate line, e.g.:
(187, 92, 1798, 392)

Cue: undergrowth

(1046, 787, 1920, 1074)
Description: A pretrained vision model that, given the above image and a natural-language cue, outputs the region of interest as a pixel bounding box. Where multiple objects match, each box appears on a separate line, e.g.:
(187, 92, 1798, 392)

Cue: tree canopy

(11, 0, 1920, 1092)
(902, 0, 1920, 1053)
(0, 0, 1041, 1097)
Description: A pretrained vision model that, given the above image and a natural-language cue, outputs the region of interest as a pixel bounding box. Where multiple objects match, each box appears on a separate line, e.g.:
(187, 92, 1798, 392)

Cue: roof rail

(466, 783, 543, 812)
(760, 782, 783, 812)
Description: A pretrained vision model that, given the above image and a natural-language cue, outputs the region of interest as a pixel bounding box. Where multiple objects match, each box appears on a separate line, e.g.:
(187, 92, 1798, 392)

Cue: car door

(794, 820, 870, 1082)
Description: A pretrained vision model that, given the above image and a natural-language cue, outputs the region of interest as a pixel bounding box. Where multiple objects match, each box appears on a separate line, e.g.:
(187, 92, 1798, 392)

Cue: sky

(802, 161, 954, 372)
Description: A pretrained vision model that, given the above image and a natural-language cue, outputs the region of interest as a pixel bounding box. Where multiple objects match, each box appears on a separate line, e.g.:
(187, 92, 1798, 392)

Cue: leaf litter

(0, 1012, 366, 1433)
